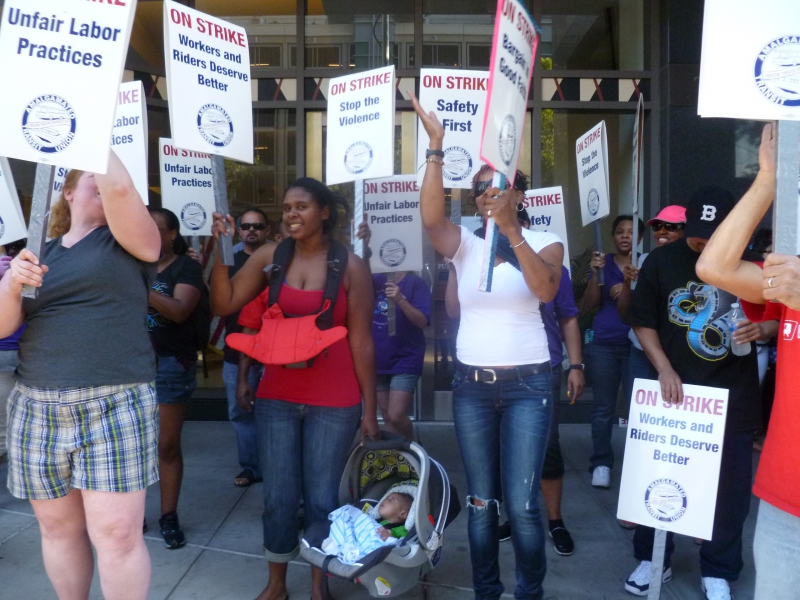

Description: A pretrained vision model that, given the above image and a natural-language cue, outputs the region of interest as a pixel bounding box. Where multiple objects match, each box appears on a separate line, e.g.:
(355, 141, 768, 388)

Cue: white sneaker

(624, 560, 673, 596)
(701, 577, 732, 600)
(592, 466, 611, 488)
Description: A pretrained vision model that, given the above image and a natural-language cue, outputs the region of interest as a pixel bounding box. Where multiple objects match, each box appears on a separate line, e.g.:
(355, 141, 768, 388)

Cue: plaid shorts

(6, 382, 159, 500)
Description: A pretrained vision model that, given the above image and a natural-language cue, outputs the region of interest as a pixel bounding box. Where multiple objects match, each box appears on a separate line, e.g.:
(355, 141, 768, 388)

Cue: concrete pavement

(0, 422, 759, 599)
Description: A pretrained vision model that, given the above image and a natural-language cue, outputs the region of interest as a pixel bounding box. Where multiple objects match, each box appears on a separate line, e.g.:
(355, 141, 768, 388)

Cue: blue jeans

(223, 361, 262, 479)
(155, 355, 197, 404)
(452, 366, 553, 600)
(585, 342, 630, 471)
(255, 398, 361, 561)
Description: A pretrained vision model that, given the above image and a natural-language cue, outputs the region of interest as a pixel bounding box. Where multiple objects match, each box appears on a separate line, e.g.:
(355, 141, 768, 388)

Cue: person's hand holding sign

(481, 186, 524, 240)
(6, 249, 48, 291)
(763, 253, 800, 311)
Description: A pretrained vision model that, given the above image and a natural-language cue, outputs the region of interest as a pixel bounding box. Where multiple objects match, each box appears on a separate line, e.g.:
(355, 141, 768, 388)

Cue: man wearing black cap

(622, 188, 763, 599)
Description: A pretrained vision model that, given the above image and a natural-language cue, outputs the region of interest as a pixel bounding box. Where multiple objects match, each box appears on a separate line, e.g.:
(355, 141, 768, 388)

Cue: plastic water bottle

(729, 302, 752, 356)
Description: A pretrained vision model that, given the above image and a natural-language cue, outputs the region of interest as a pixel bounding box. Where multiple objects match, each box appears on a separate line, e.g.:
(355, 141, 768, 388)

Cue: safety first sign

(416, 69, 488, 189)
(163, 0, 254, 163)
(0, 0, 137, 173)
(522, 186, 570, 270)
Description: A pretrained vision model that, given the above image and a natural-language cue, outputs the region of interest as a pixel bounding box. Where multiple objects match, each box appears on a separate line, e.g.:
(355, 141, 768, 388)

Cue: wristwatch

(425, 149, 445, 158)
(568, 364, 585, 371)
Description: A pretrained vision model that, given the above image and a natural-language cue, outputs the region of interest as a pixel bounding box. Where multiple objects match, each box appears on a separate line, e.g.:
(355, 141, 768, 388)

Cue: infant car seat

(300, 432, 460, 597)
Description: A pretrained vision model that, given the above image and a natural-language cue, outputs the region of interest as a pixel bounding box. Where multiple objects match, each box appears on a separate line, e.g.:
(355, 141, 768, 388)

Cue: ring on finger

(487, 209, 492, 217)
(768, 276, 774, 288)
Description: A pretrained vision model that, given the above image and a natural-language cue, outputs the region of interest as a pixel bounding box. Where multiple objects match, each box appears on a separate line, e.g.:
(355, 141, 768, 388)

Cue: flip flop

(234, 469, 263, 488)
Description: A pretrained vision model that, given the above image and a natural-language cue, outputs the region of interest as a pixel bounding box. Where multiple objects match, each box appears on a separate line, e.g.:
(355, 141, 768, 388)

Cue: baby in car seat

(322, 492, 415, 564)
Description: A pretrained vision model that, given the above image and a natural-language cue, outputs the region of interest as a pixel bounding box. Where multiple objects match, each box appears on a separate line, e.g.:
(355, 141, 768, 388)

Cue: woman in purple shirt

(371, 272, 431, 438)
(582, 215, 642, 489)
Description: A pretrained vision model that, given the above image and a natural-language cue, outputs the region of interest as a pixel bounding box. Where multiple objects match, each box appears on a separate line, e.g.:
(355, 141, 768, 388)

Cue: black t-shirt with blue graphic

(148, 254, 205, 358)
(627, 239, 761, 433)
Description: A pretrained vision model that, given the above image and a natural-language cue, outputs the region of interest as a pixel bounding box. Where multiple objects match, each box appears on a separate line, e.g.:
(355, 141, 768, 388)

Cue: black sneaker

(159, 512, 186, 549)
(498, 521, 512, 542)
(549, 526, 574, 556)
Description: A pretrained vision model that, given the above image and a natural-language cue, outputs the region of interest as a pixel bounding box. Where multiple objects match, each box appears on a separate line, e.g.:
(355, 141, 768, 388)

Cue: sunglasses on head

(650, 221, 684, 232)
(240, 222, 266, 231)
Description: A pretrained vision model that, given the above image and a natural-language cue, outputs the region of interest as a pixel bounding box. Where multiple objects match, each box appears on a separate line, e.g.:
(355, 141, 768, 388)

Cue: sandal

(234, 469, 263, 488)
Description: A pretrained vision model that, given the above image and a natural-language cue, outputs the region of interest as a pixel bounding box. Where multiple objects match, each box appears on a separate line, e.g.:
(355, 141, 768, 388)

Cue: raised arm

(409, 91, 461, 258)
(696, 123, 776, 304)
(96, 149, 160, 263)
(209, 213, 274, 316)
(345, 254, 380, 443)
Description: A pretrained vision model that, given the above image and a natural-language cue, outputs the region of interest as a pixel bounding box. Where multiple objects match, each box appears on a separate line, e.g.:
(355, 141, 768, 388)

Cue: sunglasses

(472, 180, 512, 197)
(240, 223, 266, 231)
(650, 221, 684, 232)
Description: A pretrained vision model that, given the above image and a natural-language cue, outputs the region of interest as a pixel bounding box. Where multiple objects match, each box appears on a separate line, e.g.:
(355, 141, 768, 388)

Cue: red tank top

(239, 283, 361, 408)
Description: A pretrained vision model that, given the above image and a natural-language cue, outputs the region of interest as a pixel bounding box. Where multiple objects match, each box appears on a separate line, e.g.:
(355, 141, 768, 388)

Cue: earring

(474, 212, 480, 218)
(516, 202, 525, 212)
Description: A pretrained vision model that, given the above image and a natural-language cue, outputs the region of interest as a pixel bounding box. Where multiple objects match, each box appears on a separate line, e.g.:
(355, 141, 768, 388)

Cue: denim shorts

(155, 355, 198, 404)
(7, 382, 159, 500)
(376, 373, 419, 393)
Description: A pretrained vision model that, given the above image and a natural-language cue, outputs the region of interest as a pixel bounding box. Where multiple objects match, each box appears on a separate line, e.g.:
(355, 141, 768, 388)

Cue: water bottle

(729, 302, 752, 356)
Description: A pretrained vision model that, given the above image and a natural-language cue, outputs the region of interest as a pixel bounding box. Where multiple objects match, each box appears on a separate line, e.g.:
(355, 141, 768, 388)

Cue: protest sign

(617, 379, 729, 540)
(479, 0, 538, 181)
(698, 0, 800, 121)
(364, 175, 423, 273)
(521, 186, 569, 270)
(159, 138, 215, 236)
(163, 0, 254, 164)
(575, 121, 610, 227)
(0, 0, 136, 173)
(326, 66, 396, 185)
(417, 69, 488, 189)
(0, 158, 27, 246)
(52, 166, 69, 198)
(112, 80, 149, 204)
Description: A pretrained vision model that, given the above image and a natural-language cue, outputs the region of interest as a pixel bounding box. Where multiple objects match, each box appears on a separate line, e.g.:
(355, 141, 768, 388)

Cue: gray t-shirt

(18, 226, 157, 387)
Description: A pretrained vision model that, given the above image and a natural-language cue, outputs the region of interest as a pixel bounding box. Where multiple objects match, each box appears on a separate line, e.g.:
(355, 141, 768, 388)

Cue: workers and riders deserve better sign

(617, 379, 729, 540)
(163, 0, 254, 163)
(0, 0, 136, 173)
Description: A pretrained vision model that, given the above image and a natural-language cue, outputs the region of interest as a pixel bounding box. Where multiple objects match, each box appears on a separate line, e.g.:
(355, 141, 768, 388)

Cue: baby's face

(378, 493, 411, 523)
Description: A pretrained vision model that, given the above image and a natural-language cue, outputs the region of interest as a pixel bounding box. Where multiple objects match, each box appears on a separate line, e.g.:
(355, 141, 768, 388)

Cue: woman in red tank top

(210, 178, 379, 600)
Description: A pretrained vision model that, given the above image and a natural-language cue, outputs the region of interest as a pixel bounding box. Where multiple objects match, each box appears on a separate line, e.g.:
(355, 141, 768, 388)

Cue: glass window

(250, 45, 282, 68)
(422, 0, 496, 71)
(540, 0, 646, 70)
(467, 44, 492, 68)
(422, 44, 461, 68)
(305, 0, 413, 72)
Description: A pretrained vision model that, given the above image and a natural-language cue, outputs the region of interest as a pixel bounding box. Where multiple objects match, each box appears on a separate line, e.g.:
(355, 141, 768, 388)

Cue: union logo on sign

(22, 95, 77, 154)
(645, 478, 687, 522)
(181, 202, 207, 231)
(754, 36, 800, 107)
(197, 104, 234, 147)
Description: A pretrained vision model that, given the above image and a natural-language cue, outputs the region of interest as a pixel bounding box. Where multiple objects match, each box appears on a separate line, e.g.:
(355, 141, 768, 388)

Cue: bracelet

(426, 157, 444, 165)
(511, 238, 527, 249)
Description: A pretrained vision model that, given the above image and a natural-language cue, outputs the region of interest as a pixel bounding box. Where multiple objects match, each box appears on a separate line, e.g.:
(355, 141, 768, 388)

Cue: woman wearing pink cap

(617, 205, 686, 420)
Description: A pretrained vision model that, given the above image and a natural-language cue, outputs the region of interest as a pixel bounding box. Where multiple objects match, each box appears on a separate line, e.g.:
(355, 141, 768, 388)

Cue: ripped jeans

(452, 366, 553, 600)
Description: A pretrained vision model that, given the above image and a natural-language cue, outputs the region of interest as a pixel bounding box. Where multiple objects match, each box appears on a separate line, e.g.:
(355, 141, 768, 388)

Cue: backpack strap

(267, 238, 296, 308)
(266, 237, 348, 332)
(316, 240, 349, 331)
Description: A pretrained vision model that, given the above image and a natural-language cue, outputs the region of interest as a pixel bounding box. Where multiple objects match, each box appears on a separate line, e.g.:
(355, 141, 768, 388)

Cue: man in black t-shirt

(223, 208, 272, 487)
(624, 189, 762, 599)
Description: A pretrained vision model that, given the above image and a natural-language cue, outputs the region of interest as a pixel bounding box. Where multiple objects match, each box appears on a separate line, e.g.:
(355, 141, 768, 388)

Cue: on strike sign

(159, 138, 215, 236)
(326, 66, 396, 185)
(163, 0, 254, 163)
(480, 0, 538, 181)
(575, 121, 610, 227)
(364, 175, 423, 273)
(521, 187, 570, 270)
(113, 80, 149, 204)
(617, 379, 729, 540)
(416, 69, 488, 189)
(0, 0, 137, 173)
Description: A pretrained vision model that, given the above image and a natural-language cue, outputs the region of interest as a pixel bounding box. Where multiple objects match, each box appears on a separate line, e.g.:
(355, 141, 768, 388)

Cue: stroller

(300, 432, 460, 597)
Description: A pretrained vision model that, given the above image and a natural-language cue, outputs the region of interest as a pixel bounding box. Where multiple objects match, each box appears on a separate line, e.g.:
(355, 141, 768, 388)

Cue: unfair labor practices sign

(522, 187, 570, 270)
(163, 0, 254, 163)
(0, 0, 137, 173)
(326, 66, 396, 185)
(364, 175, 423, 273)
(0, 158, 27, 246)
(575, 122, 610, 227)
(416, 70, 488, 189)
(480, 0, 538, 181)
(617, 379, 729, 540)
(113, 81, 148, 204)
(159, 138, 215, 236)
(699, 0, 800, 120)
